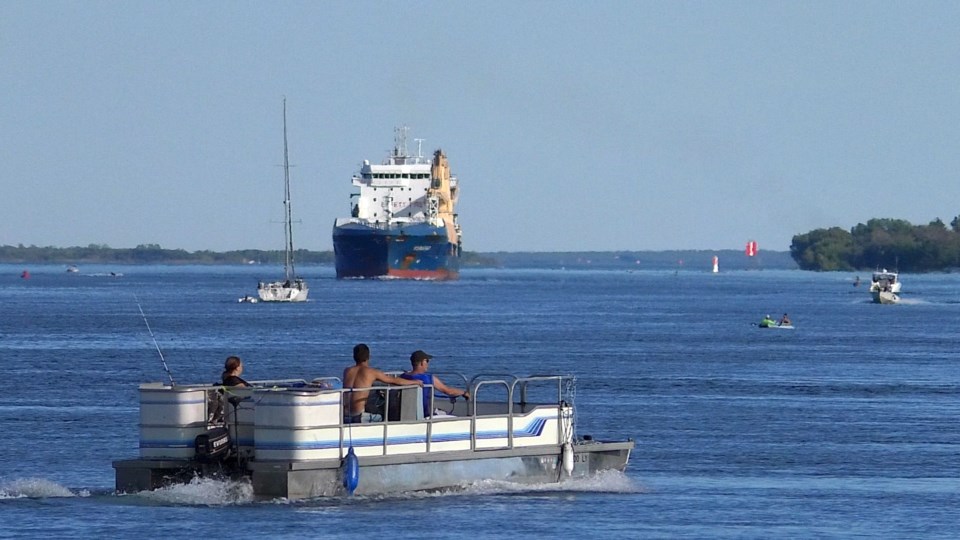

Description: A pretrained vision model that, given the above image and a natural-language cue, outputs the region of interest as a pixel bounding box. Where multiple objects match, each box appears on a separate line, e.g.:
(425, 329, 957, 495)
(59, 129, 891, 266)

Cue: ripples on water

(1, 265, 959, 537)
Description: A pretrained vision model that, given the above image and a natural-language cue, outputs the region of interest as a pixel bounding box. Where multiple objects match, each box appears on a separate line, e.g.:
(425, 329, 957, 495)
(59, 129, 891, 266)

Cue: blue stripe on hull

(333, 224, 460, 280)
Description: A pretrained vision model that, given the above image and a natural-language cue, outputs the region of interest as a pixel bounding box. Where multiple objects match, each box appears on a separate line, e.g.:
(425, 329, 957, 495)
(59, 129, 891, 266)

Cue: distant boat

(238, 295, 259, 304)
(759, 323, 795, 330)
(869, 269, 900, 304)
(66, 265, 79, 273)
(256, 99, 308, 303)
(758, 315, 794, 329)
(88, 272, 123, 277)
(332, 127, 462, 280)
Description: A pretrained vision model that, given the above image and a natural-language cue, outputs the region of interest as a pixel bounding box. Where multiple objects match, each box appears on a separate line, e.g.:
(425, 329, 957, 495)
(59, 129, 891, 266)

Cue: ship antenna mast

(393, 126, 410, 160)
(414, 138, 425, 161)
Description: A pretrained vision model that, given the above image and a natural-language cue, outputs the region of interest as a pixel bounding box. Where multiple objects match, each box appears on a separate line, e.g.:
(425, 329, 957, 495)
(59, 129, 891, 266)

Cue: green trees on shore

(790, 217, 960, 271)
(0, 243, 497, 267)
(0, 243, 334, 265)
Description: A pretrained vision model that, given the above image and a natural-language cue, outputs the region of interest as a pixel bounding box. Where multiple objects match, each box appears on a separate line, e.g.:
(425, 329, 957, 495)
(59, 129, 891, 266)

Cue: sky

(3, 2, 960, 253)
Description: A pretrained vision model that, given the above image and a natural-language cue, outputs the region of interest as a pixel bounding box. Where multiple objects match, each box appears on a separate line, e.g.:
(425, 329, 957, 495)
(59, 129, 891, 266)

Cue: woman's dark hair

(222, 356, 242, 379)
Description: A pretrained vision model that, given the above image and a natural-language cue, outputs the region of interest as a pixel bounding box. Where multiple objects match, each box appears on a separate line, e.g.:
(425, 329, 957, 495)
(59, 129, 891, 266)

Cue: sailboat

(257, 99, 309, 303)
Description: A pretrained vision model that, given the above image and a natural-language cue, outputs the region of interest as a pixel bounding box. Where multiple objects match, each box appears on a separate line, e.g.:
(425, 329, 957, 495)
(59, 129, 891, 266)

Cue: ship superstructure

(332, 128, 461, 279)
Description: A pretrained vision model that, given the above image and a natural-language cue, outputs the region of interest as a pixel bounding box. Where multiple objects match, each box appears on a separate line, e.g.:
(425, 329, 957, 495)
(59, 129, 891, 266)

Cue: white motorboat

(257, 99, 309, 303)
(869, 269, 901, 304)
(113, 373, 634, 499)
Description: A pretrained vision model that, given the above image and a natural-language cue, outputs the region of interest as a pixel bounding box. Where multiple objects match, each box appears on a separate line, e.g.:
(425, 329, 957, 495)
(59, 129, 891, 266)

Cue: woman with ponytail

(221, 356, 249, 387)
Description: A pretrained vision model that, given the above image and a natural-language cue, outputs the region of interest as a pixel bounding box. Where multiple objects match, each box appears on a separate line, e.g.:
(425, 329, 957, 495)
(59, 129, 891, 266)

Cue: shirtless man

(342, 343, 421, 423)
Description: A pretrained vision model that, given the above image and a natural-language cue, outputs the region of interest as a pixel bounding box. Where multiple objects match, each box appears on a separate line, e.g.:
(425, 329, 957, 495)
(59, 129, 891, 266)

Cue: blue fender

(343, 446, 359, 495)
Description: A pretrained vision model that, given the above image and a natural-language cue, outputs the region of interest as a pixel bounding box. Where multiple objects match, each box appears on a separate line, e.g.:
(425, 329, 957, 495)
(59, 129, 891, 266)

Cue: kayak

(759, 323, 794, 330)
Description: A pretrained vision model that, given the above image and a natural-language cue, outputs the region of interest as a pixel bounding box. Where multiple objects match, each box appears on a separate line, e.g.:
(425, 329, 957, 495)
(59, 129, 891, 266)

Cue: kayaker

(778, 313, 791, 326)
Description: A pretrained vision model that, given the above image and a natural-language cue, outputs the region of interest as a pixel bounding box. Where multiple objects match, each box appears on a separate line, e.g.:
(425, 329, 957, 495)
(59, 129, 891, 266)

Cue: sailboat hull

(257, 278, 309, 302)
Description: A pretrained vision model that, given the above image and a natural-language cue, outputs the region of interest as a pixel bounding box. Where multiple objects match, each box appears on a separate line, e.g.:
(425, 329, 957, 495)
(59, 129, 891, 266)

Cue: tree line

(790, 217, 960, 271)
(0, 243, 334, 264)
(0, 243, 497, 266)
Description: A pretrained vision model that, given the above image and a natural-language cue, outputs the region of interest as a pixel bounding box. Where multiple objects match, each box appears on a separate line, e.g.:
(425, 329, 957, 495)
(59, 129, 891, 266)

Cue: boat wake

(9, 470, 638, 507)
(0, 477, 90, 499)
(343, 275, 445, 282)
(858, 297, 927, 305)
(454, 469, 642, 496)
(130, 476, 255, 506)
(333, 469, 642, 503)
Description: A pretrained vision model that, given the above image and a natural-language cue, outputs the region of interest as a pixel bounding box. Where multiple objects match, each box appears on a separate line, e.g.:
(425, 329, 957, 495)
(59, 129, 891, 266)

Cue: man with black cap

(401, 350, 470, 418)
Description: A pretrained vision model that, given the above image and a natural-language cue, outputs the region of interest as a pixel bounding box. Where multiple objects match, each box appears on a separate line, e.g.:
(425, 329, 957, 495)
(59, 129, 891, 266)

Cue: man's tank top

(401, 372, 434, 417)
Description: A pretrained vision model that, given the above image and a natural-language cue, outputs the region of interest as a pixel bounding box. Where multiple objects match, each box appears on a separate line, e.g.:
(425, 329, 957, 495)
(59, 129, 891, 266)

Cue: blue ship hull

(333, 222, 461, 280)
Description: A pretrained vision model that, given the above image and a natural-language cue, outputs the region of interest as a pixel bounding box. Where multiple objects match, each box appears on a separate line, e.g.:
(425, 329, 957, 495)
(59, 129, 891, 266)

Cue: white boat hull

(248, 442, 632, 498)
(872, 290, 900, 304)
(257, 280, 309, 302)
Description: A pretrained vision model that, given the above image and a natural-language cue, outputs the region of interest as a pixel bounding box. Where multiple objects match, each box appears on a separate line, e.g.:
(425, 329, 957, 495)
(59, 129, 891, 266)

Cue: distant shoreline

(0, 244, 798, 271)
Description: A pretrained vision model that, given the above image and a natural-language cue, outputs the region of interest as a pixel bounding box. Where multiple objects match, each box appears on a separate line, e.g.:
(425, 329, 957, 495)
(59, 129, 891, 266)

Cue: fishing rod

(134, 295, 176, 387)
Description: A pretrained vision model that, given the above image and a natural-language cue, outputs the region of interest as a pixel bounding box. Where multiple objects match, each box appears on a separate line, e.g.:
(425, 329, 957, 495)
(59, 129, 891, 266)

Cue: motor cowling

(194, 426, 232, 463)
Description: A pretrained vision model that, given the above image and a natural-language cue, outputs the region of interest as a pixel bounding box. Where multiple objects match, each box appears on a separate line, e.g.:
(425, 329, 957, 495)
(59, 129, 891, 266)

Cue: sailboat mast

(282, 98, 295, 281)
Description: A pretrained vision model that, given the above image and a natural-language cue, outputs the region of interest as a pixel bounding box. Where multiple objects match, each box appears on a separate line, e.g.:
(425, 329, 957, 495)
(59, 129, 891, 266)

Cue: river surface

(1, 264, 958, 538)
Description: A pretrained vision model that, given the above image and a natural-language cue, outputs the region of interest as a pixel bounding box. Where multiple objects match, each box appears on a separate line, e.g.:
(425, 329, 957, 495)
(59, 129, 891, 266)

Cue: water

(1, 264, 959, 537)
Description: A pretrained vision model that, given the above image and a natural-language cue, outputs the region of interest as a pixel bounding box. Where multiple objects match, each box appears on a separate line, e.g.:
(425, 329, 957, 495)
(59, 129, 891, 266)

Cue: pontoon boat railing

(145, 374, 574, 459)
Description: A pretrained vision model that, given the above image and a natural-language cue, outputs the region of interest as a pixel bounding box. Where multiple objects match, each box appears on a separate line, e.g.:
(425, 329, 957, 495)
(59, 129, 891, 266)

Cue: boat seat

(388, 386, 424, 421)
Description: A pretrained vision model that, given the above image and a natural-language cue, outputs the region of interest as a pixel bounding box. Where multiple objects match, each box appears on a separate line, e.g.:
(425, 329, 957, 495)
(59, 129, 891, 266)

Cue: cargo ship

(333, 128, 462, 279)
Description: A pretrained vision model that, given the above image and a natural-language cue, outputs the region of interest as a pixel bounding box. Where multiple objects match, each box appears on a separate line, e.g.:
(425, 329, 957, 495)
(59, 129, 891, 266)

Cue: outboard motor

(194, 389, 233, 463)
(194, 426, 232, 463)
